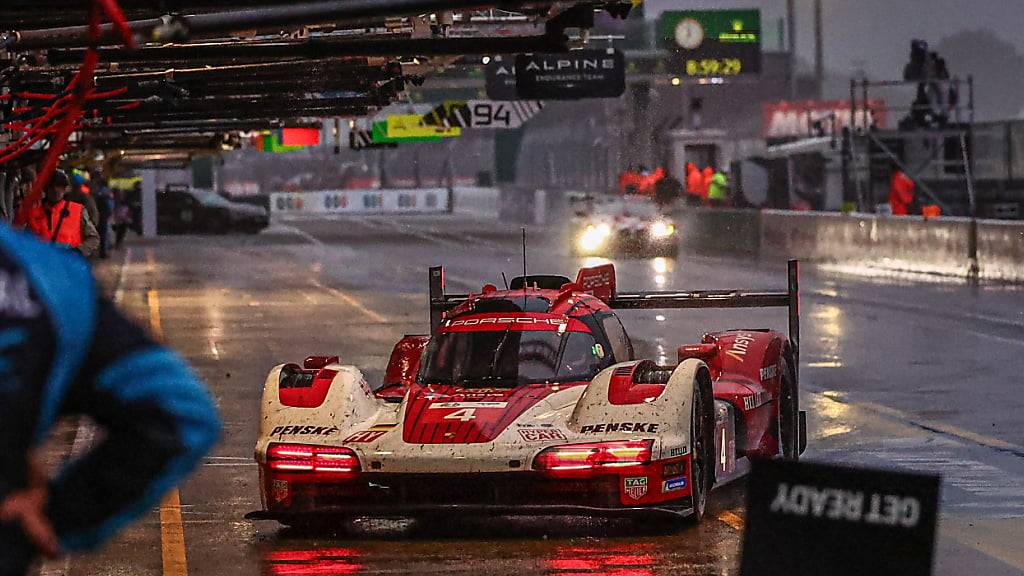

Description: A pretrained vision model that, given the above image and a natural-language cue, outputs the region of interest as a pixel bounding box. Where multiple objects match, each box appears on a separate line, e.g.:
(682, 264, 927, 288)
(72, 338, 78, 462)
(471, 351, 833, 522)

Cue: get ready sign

(741, 459, 940, 576)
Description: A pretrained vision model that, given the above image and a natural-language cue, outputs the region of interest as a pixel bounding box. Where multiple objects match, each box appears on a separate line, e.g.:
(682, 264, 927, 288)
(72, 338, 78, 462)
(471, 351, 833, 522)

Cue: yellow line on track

(312, 279, 388, 323)
(159, 489, 188, 576)
(146, 255, 189, 576)
(717, 509, 745, 531)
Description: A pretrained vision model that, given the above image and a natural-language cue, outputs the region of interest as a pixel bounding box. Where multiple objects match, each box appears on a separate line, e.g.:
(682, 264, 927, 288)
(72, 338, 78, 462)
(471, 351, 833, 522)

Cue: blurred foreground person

(0, 224, 221, 575)
(18, 170, 100, 258)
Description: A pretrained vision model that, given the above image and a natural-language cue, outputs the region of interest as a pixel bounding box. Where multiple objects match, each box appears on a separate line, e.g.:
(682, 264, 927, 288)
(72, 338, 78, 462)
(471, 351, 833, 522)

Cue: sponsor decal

(448, 317, 566, 327)
(270, 479, 289, 503)
(270, 425, 339, 436)
(663, 476, 688, 493)
(760, 364, 778, 381)
(624, 476, 648, 500)
(667, 446, 688, 458)
(428, 402, 508, 409)
(725, 332, 757, 362)
(663, 460, 687, 477)
(580, 422, 659, 434)
(344, 430, 389, 443)
(593, 343, 606, 359)
(518, 428, 568, 442)
(743, 391, 773, 411)
(517, 423, 556, 428)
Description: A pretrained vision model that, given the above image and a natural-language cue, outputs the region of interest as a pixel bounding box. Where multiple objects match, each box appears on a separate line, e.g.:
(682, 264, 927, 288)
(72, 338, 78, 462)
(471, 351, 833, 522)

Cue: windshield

(418, 329, 605, 387)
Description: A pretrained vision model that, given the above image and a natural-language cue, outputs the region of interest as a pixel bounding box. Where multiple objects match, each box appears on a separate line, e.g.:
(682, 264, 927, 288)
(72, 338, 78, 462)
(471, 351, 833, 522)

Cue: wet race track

(42, 214, 1024, 576)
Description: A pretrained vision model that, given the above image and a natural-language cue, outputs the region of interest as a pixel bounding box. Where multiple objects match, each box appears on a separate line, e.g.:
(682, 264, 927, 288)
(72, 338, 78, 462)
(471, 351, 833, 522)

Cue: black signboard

(485, 58, 519, 101)
(514, 49, 625, 100)
(741, 459, 940, 576)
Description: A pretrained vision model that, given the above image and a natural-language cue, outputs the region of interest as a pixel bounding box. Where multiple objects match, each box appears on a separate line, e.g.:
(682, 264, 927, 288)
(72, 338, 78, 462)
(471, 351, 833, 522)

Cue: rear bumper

(246, 502, 693, 522)
(254, 468, 694, 521)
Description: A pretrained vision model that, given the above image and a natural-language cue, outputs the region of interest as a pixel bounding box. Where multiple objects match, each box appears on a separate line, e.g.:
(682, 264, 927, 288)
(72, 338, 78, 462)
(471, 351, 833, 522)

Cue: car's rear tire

(778, 357, 800, 460)
(686, 368, 715, 524)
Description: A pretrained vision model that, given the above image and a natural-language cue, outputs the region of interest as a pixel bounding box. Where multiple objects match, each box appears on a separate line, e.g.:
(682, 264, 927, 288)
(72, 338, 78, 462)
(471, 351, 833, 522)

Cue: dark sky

(644, 0, 1024, 117)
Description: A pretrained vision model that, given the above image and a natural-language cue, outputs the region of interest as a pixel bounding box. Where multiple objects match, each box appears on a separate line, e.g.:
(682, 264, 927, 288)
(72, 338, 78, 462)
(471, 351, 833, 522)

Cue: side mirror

(303, 355, 339, 370)
(678, 344, 721, 377)
(677, 344, 717, 363)
(383, 335, 430, 387)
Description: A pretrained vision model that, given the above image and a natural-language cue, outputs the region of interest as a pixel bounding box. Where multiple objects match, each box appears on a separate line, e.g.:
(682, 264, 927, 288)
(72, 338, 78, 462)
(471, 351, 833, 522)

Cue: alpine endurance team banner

(763, 100, 887, 138)
(270, 189, 450, 216)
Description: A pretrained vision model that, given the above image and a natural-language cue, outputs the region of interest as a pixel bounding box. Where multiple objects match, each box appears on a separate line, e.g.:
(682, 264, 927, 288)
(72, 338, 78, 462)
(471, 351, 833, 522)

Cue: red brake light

(533, 440, 653, 478)
(266, 443, 361, 477)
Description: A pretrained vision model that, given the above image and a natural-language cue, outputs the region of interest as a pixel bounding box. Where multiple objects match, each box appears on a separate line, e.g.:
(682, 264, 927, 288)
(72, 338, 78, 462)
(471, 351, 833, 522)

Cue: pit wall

(673, 208, 1024, 283)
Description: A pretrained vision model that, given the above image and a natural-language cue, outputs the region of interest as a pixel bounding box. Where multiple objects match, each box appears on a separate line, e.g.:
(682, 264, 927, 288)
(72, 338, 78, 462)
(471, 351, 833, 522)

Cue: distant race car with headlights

(569, 194, 678, 257)
(248, 262, 806, 527)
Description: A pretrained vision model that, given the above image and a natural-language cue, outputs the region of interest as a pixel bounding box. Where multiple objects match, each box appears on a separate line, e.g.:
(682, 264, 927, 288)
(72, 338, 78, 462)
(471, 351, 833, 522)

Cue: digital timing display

(659, 9, 762, 77)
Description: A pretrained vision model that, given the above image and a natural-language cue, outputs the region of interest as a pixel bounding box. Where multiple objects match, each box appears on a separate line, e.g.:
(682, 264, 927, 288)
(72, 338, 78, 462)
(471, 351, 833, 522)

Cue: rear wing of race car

(428, 260, 801, 379)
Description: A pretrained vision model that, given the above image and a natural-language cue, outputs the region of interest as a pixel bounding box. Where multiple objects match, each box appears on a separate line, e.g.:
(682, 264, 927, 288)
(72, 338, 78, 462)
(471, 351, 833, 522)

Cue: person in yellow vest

(707, 170, 730, 207)
(22, 170, 100, 258)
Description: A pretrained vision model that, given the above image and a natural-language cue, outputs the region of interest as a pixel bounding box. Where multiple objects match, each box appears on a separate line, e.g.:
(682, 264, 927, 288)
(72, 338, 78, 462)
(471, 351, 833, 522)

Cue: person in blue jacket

(0, 223, 220, 575)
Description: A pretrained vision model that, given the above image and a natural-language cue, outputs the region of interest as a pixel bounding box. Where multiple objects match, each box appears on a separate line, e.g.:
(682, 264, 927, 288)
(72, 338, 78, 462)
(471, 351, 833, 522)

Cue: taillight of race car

(266, 443, 361, 478)
(532, 439, 653, 479)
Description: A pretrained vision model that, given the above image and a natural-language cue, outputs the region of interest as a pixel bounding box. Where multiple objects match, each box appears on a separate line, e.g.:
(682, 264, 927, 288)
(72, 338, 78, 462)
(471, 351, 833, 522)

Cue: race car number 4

(443, 408, 477, 421)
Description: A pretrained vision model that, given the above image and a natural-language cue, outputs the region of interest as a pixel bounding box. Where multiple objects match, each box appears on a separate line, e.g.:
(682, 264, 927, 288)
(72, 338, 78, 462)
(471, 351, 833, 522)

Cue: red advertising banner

(762, 100, 886, 139)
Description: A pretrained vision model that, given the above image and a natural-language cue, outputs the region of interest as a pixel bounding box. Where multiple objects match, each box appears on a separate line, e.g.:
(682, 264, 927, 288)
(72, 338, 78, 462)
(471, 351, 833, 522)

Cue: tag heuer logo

(624, 476, 648, 500)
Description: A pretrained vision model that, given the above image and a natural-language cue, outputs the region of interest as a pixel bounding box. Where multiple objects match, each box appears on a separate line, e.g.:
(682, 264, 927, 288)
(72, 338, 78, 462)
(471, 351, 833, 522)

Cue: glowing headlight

(578, 224, 612, 253)
(649, 221, 676, 239)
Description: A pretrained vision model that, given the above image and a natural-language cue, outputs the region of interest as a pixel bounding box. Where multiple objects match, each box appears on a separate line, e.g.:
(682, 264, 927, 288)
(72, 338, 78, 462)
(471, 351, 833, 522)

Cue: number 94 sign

(423, 100, 544, 130)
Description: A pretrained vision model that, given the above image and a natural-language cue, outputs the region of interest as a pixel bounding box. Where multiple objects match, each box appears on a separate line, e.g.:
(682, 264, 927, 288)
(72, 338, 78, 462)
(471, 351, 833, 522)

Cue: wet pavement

(40, 214, 1024, 575)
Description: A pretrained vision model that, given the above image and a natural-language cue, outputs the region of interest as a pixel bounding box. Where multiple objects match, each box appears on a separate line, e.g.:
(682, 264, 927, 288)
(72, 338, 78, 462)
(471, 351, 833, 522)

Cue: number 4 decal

(443, 408, 477, 422)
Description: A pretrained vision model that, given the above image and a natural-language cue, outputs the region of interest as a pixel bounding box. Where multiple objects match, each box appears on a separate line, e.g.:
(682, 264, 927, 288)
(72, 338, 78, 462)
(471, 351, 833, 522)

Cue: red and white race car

(248, 262, 807, 527)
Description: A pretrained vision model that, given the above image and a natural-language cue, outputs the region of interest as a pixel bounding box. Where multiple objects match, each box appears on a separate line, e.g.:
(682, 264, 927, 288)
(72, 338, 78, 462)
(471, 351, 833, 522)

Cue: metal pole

(787, 259, 800, 381)
(960, 131, 979, 281)
(787, 0, 797, 100)
(813, 0, 824, 99)
(862, 78, 873, 211)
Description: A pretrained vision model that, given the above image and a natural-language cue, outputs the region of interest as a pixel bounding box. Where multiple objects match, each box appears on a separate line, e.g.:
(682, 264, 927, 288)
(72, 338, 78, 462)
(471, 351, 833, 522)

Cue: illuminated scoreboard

(659, 9, 762, 77)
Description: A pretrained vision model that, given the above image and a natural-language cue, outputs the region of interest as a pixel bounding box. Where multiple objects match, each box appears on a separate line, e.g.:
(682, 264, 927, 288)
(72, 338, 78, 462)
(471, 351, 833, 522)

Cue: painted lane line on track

(808, 387, 1024, 459)
(145, 251, 190, 576)
(276, 223, 390, 323)
(276, 223, 323, 246)
(311, 279, 388, 323)
(717, 509, 745, 531)
(808, 288, 1024, 335)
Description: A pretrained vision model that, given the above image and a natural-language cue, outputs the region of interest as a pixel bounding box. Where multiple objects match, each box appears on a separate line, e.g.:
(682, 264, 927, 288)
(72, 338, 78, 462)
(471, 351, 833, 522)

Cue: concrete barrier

(978, 219, 1024, 283)
(759, 211, 975, 277)
(452, 186, 500, 218)
(675, 207, 760, 258)
(671, 207, 1024, 282)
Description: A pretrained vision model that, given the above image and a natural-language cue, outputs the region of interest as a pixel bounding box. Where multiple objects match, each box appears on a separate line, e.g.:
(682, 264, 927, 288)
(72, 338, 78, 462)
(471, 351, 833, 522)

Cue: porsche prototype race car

(569, 193, 678, 257)
(248, 262, 806, 527)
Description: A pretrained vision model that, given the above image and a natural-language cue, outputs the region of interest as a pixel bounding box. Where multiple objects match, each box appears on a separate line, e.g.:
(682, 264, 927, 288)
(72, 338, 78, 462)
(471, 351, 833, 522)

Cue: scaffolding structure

(843, 75, 978, 217)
